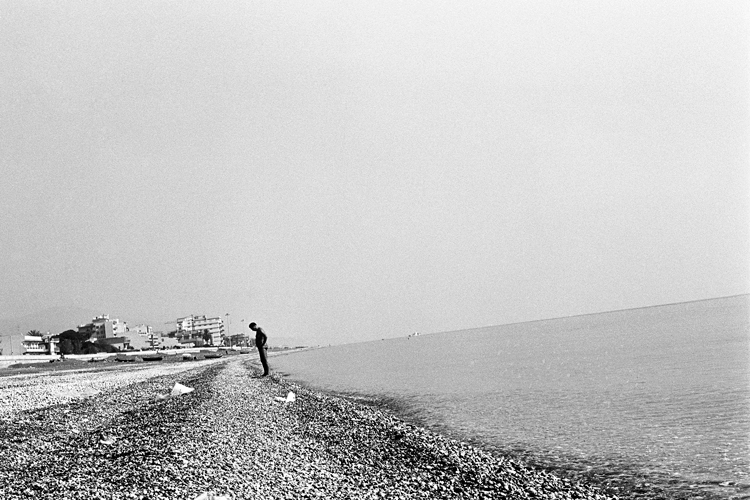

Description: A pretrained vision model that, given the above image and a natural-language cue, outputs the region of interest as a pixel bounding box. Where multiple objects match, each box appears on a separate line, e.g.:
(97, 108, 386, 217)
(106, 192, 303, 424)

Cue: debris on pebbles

(194, 492, 230, 500)
(170, 382, 195, 396)
(0, 358, 619, 499)
(274, 391, 296, 403)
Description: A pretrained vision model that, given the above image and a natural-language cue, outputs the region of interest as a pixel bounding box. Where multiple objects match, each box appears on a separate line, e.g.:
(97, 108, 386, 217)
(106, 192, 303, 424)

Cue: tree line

(25, 329, 120, 355)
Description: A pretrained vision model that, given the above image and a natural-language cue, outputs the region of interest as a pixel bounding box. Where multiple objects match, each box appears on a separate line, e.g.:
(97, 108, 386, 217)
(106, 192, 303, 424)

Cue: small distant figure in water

(248, 322, 269, 377)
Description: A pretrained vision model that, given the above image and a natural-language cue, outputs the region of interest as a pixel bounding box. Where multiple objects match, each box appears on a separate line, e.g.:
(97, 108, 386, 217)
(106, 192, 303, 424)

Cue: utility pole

(225, 313, 230, 346)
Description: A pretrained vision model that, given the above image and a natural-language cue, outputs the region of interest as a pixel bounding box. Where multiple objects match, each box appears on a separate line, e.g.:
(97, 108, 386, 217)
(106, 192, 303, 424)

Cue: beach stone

(0, 357, 620, 499)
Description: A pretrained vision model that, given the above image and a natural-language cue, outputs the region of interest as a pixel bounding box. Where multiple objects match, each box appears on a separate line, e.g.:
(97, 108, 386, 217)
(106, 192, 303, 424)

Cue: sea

(271, 296, 750, 499)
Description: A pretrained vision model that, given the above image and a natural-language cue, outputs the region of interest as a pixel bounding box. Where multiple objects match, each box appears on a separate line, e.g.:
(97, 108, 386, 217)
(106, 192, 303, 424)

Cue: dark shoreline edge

(273, 370, 734, 500)
(264, 369, 618, 500)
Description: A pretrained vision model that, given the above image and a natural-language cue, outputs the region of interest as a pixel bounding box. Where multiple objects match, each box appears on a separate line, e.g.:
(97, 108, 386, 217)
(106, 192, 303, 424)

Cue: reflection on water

(273, 296, 750, 499)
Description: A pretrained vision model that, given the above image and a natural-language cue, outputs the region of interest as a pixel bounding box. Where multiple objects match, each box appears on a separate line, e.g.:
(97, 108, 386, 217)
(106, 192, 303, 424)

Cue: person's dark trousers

(257, 346, 269, 376)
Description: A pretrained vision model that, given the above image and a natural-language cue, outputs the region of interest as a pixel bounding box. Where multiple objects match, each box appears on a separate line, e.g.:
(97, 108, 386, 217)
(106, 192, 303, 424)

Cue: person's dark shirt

(255, 328, 267, 348)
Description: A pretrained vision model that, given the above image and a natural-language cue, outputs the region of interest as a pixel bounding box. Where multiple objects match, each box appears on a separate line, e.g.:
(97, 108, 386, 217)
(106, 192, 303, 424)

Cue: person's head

(248, 322, 257, 331)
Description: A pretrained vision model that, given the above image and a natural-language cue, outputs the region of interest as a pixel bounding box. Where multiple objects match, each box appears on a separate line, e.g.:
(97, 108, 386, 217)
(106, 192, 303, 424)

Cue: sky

(1, 0, 748, 345)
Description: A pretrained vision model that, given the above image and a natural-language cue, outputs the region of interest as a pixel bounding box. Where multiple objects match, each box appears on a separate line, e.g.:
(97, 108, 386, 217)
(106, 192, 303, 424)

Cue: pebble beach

(0, 356, 618, 499)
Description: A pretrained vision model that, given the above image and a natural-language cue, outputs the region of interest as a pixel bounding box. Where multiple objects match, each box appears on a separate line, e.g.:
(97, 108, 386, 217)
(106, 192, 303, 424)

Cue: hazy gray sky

(1, 1, 747, 344)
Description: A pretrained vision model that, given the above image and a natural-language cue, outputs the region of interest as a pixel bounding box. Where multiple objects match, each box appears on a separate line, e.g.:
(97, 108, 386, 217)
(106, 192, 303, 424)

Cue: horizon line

(425, 293, 749, 337)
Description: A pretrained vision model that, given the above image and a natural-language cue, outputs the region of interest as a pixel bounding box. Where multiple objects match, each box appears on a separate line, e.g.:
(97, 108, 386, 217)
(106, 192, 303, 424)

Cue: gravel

(0, 357, 619, 499)
(0, 359, 227, 417)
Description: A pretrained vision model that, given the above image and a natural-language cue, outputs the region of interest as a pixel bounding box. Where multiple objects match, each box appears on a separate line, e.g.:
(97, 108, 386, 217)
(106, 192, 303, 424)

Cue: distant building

(97, 337, 131, 350)
(160, 337, 180, 349)
(123, 324, 161, 349)
(226, 333, 250, 347)
(21, 335, 46, 354)
(21, 333, 59, 355)
(129, 331, 164, 350)
(74, 315, 140, 352)
(130, 324, 153, 336)
(78, 315, 128, 340)
(175, 315, 224, 347)
(0, 333, 26, 356)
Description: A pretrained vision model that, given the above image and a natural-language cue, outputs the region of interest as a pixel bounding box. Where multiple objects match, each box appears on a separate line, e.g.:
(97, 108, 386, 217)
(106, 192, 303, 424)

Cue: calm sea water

(272, 296, 750, 499)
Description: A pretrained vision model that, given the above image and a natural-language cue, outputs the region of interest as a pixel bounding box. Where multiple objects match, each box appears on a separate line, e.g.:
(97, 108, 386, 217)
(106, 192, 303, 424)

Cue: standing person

(249, 322, 269, 377)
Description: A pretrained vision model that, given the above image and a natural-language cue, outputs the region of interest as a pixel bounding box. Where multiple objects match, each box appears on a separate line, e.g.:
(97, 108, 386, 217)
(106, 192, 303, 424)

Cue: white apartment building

(22, 334, 47, 354)
(175, 315, 224, 346)
(130, 324, 153, 336)
(21, 333, 59, 354)
(78, 315, 128, 340)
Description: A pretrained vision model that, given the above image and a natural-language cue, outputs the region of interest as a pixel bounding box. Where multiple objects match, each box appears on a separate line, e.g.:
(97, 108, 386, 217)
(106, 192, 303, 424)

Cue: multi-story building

(130, 324, 153, 336)
(118, 324, 162, 349)
(226, 333, 250, 347)
(22, 335, 45, 354)
(175, 315, 224, 347)
(22, 333, 59, 354)
(78, 315, 128, 340)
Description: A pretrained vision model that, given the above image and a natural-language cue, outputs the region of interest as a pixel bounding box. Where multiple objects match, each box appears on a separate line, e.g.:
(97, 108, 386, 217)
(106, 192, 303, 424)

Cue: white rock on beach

(274, 391, 295, 403)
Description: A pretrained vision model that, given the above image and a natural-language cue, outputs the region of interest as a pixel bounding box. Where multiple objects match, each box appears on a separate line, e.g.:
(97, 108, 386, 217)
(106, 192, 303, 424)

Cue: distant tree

(79, 340, 120, 355)
(82, 343, 101, 355)
(57, 329, 91, 354)
(27, 329, 42, 337)
(202, 329, 212, 345)
(58, 338, 74, 355)
(100, 343, 119, 353)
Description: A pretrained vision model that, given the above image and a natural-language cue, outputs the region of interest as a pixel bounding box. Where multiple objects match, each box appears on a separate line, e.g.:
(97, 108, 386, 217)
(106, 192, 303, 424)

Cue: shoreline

(270, 368, 737, 500)
(0, 356, 619, 499)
